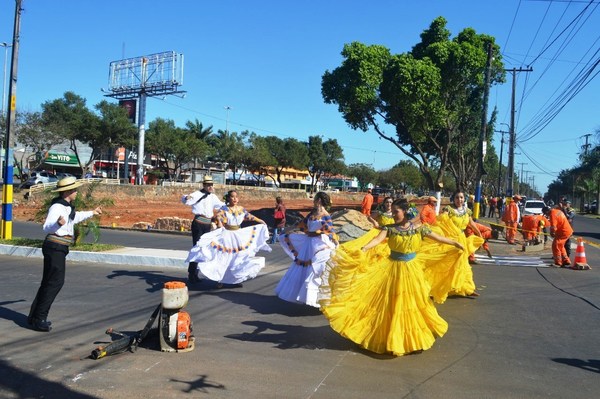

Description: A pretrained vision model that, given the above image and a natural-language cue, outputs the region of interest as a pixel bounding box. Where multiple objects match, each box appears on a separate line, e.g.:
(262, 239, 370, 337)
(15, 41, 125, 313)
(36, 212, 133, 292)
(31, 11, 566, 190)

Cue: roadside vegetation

(0, 237, 121, 252)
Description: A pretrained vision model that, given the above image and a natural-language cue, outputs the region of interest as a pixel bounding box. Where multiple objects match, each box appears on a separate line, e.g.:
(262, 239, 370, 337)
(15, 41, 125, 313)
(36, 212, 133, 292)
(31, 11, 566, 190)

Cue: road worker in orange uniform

(361, 188, 374, 216)
(502, 195, 521, 244)
(542, 206, 573, 267)
(521, 214, 545, 245)
(465, 222, 493, 262)
(420, 196, 438, 225)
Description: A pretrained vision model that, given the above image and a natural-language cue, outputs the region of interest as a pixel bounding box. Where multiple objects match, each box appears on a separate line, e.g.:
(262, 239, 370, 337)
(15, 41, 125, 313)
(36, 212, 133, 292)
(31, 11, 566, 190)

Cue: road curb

(0, 244, 187, 269)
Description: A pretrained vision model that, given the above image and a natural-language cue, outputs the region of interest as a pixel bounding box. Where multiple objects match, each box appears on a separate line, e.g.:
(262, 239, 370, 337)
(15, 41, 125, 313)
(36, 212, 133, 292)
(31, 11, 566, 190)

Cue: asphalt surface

(0, 219, 599, 398)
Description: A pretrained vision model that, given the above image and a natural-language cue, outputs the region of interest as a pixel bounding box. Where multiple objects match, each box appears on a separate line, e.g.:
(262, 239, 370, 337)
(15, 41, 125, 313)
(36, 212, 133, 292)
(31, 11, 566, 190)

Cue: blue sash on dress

(389, 251, 416, 261)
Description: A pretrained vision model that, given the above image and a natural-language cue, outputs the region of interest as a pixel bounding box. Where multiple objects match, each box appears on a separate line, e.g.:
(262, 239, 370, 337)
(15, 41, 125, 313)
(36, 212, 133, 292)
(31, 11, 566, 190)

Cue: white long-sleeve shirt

(43, 203, 94, 236)
(181, 190, 224, 217)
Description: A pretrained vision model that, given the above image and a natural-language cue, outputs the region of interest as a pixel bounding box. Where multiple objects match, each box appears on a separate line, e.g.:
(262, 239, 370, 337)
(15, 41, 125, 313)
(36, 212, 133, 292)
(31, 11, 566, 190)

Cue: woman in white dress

(186, 190, 271, 287)
(275, 192, 338, 307)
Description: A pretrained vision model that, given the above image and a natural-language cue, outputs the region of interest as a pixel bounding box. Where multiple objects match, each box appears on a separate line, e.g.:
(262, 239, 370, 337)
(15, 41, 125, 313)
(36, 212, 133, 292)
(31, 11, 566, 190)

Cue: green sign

(44, 152, 80, 165)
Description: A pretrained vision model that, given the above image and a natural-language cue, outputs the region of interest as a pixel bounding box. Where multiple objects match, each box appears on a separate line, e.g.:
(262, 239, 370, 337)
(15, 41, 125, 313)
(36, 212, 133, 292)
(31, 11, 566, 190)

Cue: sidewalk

(0, 244, 189, 268)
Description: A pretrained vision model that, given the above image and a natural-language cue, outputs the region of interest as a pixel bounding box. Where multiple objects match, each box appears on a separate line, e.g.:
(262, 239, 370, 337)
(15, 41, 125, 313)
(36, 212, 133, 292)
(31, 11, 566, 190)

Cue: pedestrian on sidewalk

(28, 177, 102, 332)
(488, 196, 498, 218)
(270, 196, 286, 244)
(181, 175, 224, 284)
(186, 190, 271, 288)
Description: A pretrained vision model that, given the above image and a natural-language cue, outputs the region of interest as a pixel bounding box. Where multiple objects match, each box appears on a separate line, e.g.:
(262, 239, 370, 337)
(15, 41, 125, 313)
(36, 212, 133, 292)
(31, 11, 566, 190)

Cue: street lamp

(224, 106, 232, 133)
(1, 42, 11, 116)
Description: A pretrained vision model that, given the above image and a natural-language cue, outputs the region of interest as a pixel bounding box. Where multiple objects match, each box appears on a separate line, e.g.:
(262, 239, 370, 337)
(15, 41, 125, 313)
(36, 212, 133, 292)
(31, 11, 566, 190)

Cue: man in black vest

(181, 175, 224, 283)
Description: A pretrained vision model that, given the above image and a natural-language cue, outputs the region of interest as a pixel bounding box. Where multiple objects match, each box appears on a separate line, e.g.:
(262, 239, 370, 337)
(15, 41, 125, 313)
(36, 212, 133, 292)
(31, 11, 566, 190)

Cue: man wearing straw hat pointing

(28, 177, 102, 332)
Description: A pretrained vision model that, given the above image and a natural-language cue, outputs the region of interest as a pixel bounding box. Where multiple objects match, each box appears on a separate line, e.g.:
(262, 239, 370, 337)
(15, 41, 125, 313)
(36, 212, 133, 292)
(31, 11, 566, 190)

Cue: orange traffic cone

(573, 237, 591, 270)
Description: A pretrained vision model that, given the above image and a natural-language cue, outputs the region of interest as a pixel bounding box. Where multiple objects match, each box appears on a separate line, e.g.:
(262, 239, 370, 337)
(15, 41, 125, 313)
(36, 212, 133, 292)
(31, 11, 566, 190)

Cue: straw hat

(428, 196, 438, 202)
(202, 175, 214, 184)
(52, 176, 83, 192)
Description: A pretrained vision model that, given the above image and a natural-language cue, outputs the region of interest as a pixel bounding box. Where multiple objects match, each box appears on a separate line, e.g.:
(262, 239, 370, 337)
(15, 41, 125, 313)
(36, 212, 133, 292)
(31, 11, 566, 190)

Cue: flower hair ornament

(406, 205, 418, 220)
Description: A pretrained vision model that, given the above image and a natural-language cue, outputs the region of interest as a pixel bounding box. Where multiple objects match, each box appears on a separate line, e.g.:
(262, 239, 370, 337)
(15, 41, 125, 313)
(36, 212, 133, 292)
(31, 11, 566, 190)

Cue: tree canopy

(322, 16, 505, 191)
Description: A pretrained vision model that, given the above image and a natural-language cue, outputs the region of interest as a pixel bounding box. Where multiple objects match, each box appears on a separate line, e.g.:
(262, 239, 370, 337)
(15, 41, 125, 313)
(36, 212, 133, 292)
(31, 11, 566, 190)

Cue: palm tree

(185, 119, 214, 169)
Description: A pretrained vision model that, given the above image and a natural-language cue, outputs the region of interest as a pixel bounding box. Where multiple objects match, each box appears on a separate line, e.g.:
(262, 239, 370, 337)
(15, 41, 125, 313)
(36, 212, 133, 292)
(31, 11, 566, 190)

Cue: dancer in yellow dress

(367, 196, 395, 228)
(320, 199, 464, 356)
(425, 189, 484, 303)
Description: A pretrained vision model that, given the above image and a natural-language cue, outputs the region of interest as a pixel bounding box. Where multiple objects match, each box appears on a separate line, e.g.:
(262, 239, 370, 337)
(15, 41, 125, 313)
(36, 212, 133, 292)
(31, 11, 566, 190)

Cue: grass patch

(0, 237, 122, 252)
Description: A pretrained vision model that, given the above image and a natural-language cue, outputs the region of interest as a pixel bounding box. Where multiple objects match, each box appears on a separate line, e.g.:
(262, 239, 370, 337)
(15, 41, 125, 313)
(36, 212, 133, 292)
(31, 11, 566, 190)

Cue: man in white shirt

(28, 177, 102, 332)
(181, 175, 224, 283)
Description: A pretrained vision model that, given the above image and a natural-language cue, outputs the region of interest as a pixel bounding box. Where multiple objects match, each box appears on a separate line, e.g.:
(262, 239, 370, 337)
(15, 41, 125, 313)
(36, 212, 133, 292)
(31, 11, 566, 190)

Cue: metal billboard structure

(104, 51, 185, 184)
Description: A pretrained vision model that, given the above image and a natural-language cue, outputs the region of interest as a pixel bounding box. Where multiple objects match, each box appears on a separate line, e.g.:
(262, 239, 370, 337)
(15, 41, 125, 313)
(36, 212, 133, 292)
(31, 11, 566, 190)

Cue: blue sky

(1, 0, 598, 194)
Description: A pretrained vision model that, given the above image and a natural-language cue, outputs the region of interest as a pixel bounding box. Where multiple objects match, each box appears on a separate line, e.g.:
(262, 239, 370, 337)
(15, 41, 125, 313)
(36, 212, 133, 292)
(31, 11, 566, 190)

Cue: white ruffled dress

(275, 214, 337, 307)
(186, 206, 271, 284)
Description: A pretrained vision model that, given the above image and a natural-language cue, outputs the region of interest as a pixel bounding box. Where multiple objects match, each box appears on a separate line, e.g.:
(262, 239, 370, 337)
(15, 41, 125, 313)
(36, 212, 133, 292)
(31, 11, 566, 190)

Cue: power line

(149, 96, 405, 159)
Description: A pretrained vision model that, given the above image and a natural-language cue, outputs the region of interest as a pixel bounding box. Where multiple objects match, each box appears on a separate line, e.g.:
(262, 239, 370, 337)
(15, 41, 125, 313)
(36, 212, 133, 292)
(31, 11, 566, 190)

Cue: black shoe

(31, 319, 52, 332)
(188, 273, 201, 284)
(27, 316, 51, 326)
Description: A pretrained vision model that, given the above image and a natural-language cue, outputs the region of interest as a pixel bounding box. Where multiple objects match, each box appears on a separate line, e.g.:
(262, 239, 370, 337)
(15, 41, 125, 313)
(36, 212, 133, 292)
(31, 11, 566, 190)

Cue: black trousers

(29, 241, 69, 321)
(188, 220, 212, 275)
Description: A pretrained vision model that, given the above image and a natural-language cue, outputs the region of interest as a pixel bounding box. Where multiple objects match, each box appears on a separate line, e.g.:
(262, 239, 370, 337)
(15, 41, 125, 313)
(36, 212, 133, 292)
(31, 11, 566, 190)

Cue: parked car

(55, 172, 74, 180)
(19, 171, 57, 189)
(585, 200, 598, 214)
(522, 199, 546, 217)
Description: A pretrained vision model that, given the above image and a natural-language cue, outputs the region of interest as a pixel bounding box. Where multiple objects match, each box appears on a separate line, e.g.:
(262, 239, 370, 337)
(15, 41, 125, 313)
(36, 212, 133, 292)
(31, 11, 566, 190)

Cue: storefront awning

(44, 152, 81, 166)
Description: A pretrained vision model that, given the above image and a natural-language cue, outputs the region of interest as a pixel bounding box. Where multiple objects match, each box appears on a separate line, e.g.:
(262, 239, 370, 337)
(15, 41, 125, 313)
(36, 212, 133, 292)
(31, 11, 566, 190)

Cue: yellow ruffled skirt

(423, 216, 484, 302)
(320, 243, 448, 356)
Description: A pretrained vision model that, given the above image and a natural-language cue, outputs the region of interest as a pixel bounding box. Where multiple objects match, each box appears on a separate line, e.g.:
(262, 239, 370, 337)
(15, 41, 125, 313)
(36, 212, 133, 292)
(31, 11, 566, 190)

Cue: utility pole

(506, 67, 533, 198)
(495, 129, 509, 197)
(523, 170, 530, 197)
(517, 162, 527, 194)
(581, 133, 592, 156)
(1, 0, 22, 240)
(474, 42, 493, 220)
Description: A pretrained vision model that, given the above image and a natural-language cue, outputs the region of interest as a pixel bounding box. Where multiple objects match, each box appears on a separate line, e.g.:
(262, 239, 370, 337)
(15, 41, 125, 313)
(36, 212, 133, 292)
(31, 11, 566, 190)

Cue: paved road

(1, 220, 599, 398)
(11, 220, 193, 251)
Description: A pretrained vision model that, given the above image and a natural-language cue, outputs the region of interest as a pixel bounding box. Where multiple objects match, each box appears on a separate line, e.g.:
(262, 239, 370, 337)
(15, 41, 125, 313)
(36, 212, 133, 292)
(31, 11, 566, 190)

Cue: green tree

(146, 118, 211, 179)
(322, 17, 505, 191)
(244, 134, 276, 185)
(251, 136, 310, 187)
(94, 100, 138, 163)
(41, 92, 99, 176)
(347, 163, 377, 191)
(10, 111, 64, 173)
(378, 160, 424, 194)
(306, 135, 345, 193)
(210, 130, 249, 184)
(185, 119, 214, 169)
(185, 118, 214, 141)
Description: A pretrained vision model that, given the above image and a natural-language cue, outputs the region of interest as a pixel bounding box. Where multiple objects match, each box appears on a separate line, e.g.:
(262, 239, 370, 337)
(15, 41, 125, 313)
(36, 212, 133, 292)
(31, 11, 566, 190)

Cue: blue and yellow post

(1, 159, 14, 239)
